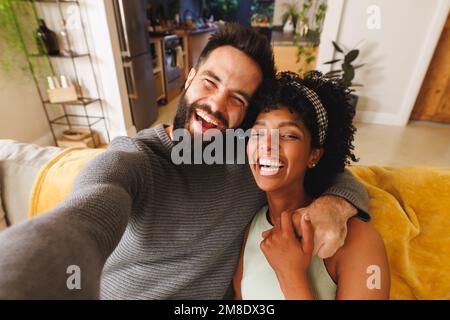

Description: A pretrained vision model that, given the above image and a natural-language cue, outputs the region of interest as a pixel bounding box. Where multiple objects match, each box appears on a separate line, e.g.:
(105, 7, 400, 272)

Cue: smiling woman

(233, 71, 389, 300)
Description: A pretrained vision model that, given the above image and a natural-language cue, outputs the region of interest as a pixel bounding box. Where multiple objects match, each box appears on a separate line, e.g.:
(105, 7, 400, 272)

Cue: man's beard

(172, 90, 229, 133)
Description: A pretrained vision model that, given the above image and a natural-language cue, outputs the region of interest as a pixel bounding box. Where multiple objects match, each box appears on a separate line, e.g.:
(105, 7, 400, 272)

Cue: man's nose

(208, 90, 228, 115)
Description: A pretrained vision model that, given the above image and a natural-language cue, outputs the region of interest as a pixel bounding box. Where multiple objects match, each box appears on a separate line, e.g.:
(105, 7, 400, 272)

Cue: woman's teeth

(258, 158, 284, 176)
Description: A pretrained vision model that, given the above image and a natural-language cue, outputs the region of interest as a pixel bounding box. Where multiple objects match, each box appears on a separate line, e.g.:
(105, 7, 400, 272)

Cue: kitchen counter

(172, 27, 218, 37)
(271, 29, 312, 46)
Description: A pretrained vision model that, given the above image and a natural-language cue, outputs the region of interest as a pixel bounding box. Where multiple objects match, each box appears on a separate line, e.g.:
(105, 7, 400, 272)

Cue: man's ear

(185, 68, 197, 90)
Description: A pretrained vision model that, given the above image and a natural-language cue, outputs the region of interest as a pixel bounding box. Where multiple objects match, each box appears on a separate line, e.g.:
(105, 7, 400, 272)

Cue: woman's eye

(281, 134, 299, 140)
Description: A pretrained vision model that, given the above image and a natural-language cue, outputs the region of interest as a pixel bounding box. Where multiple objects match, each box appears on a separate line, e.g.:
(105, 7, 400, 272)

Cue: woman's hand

(260, 211, 314, 299)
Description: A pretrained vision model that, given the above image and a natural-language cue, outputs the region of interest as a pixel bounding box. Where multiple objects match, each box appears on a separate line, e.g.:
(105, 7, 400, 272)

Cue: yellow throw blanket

(28, 148, 450, 299)
(349, 166, 450, 300)
(28, 147, 105, 217)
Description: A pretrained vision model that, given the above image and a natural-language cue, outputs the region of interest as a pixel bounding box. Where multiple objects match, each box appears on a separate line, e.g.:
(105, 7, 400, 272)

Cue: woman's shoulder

(337, 218, 384, 258)
(325, 218, 386, 279)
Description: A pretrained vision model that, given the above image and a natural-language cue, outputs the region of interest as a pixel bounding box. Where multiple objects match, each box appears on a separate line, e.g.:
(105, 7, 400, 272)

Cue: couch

(0, 139, 449, 300)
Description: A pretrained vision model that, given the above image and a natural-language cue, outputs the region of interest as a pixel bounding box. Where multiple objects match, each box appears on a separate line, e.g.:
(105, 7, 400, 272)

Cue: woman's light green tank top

(241, 206, 337, 300)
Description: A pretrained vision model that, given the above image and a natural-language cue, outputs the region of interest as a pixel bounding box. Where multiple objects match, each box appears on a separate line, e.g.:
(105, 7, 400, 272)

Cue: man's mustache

(189, 103, 229, 129)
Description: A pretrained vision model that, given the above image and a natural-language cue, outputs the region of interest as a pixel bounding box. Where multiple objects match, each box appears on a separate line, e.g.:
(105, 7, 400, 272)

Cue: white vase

(283, 17, 294, 33)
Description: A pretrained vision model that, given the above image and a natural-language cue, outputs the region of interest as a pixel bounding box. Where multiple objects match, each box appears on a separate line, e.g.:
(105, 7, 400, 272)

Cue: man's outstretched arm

(293, 169, 370, 258)
(0, 137, 149, 299)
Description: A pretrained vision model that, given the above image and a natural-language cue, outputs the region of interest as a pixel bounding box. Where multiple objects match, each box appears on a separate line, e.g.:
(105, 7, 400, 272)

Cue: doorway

(410, 13, 450, 124)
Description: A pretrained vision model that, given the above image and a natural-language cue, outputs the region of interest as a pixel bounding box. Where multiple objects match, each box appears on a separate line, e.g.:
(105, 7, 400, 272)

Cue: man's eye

(204, 79, 216, 89)
(231, 96, 245, 108)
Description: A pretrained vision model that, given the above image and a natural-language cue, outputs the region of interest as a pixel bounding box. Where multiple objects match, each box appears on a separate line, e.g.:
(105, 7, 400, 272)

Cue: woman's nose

(258, 130, 280, 154)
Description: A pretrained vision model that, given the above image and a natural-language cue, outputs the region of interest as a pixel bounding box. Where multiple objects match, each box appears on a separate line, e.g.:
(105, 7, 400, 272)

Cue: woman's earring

(309, 163, 316, 168)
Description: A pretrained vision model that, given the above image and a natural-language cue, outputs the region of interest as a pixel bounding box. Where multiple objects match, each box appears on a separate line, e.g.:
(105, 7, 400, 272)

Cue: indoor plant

(294, 0, 327, 75)
(0, 0, 52, 78)
(0, 0, 25, 72)
(282, 0, 299, 33)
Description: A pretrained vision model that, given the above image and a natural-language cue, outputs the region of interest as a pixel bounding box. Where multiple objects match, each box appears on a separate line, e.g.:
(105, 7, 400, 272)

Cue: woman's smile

(255, 155, 285, 176)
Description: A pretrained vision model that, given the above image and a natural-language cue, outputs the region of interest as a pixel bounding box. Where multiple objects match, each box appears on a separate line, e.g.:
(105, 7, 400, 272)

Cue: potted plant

(323, 41, 365, 108)
(282, 1, 299, 33)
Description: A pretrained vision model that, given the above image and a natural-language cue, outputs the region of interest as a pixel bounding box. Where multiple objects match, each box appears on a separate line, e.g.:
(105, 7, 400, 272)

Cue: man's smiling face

(174, 45, 263, 135)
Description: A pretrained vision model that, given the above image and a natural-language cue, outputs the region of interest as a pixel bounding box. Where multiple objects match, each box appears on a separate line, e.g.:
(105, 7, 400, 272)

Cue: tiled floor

(354, 122, 450, 167)
(152, 96, 450, 167)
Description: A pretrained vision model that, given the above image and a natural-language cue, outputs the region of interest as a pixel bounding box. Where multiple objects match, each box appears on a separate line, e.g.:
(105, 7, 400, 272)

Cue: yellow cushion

(28, 149, 450, 299)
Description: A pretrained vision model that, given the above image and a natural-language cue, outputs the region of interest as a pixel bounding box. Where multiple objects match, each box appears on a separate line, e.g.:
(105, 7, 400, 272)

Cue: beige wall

(317, 0, 449, 125)
(0, 59, 54, 146)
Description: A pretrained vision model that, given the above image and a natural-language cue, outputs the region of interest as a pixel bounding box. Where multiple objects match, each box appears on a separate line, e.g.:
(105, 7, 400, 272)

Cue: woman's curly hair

(262, 71, 358, 197)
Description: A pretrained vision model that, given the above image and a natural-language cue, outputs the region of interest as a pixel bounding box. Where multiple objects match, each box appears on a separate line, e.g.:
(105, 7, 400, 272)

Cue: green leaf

(344, 49, 359, 64)
(306, 55, 315, 64)
(342, 63, 355, 87)
(324, 59, 341, 65)
(332, 41, 343, 53)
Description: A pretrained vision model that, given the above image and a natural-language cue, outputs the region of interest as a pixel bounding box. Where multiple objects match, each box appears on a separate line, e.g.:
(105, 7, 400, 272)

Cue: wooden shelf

(30, 53, 89, 58)
(44, 97, 100, 106)
(20, 0, 79, 3)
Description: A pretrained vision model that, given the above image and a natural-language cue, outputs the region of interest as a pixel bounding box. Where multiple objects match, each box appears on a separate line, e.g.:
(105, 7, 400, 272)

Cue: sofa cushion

(0, 140, 61, 226)
(0, 184, 6, 232)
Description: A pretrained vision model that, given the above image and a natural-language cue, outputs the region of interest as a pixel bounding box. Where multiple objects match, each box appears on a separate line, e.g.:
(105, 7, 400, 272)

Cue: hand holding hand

(291, 195, 356, 258)
(260, 211, 314, 284)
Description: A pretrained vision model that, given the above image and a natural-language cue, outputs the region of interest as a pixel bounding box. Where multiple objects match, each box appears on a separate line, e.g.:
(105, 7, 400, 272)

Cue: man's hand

(292, 195, 357, 259)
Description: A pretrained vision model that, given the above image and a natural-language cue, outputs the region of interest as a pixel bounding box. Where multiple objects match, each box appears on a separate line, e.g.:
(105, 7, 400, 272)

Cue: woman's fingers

(301, 214, 314, 255)
(280, 211, 295, 235)
(261, 228, 272, 239)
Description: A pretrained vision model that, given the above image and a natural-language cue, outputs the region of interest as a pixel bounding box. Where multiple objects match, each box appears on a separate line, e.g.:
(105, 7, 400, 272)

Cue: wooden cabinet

(149, 37, 166, 103)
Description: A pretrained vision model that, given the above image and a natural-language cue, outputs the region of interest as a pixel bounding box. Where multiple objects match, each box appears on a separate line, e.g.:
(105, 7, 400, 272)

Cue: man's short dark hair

(196, 23, 276, 130)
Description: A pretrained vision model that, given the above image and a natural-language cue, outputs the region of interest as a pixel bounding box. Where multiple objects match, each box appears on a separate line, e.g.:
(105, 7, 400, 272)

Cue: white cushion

(0, 140, 61, 226)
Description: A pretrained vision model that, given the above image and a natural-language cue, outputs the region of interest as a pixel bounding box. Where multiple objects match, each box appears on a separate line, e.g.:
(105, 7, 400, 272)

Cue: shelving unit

(9, 0, 110, 147)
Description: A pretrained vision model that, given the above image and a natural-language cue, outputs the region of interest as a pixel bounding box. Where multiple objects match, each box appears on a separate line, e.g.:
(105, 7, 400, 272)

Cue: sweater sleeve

(0, 137, 150, 299)
(322, 169, 371, 221)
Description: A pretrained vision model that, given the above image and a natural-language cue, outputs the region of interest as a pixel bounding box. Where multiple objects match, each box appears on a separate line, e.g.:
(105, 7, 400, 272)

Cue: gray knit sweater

(0, 124, 368, 299)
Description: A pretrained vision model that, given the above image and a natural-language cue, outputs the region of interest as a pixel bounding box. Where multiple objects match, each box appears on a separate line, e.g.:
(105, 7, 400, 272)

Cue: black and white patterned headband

(289, 82, 328, 146)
